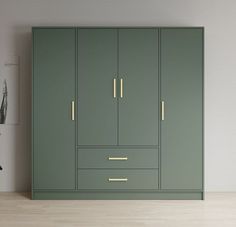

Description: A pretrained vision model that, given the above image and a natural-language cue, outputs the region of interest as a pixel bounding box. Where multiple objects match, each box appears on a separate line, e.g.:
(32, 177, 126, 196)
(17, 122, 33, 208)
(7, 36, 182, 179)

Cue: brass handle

(108, 178, 128, 182)
(108, 157, 128, 161)
(113, 78, 116, 98)
(120, 78, 123, 98)
(161, 101, 165, 121)
(71, 101, 75, 121)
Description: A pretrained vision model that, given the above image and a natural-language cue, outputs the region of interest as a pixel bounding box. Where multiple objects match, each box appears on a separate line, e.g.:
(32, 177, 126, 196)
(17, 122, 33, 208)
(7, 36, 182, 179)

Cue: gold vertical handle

(113, 78, 116, 98)
(120, 78, 123, 98)
(161, 101, 165, 121)
(71, 101, 75, 121)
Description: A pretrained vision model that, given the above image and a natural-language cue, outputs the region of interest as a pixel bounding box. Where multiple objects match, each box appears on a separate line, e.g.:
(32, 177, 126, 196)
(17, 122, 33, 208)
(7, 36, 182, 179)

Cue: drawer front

(78, 149, 158, 168)
(78, 169, 158, 190)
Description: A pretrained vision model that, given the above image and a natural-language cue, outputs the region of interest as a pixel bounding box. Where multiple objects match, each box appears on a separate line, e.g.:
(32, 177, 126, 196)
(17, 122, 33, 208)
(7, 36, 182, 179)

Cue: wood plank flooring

(0, 193, 236, 227)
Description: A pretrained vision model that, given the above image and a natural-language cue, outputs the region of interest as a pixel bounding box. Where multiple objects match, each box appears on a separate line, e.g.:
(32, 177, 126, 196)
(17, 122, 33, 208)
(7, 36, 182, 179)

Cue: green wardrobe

(32, 27, 204, 199)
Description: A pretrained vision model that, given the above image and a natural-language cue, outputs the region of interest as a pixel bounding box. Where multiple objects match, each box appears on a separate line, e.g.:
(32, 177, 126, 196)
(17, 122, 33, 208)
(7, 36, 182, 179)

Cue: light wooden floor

(0, 193, 236, 227)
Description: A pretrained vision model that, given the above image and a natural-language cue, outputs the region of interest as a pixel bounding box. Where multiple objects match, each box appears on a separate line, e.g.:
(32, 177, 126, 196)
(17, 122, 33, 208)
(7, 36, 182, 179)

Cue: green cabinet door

(77, 29, 117, 145)
(33, 28, 76, 189)
(119, 29, 158, 145)
(160, 28, 203, 189)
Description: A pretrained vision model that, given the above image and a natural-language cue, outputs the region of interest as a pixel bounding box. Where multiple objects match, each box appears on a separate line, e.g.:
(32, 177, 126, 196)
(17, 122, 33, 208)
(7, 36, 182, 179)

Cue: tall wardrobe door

(119, 29, 158, 145)
(33, 28, 76, 189)
(160, 28, 203, 189)
(77, 29, 117, 145)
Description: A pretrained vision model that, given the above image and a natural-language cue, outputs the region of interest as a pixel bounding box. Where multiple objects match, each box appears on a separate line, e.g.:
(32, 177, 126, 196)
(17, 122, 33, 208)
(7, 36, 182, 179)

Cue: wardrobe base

(32, 191, 204, 200)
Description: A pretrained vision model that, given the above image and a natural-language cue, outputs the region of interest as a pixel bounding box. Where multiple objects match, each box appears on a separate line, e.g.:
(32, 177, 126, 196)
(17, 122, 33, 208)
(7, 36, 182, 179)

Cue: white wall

(0, 0, 236, 192)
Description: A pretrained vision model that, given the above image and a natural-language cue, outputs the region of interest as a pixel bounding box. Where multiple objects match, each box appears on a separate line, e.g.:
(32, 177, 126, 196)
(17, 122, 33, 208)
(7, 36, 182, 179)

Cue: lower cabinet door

(78, 170, 158, 190)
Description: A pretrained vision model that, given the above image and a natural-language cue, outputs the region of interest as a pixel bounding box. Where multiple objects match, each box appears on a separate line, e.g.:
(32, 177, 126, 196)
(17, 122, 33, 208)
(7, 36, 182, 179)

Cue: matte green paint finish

(78, 149, 158, 168)
(77, 169, 158, 189)
(160, 28, 203, 190)
(77, 29, 117, 145)
(32, 27, 204, 200)
(33, 191, 203, 200)
(33, 28, 76, 189)
(119, 29, 158, 145)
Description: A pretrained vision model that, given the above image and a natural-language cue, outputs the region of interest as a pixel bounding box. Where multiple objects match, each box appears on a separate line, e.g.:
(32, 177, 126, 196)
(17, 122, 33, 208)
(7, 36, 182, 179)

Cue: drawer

(78, 169, 158, 190)
(78, 149, 158, 168)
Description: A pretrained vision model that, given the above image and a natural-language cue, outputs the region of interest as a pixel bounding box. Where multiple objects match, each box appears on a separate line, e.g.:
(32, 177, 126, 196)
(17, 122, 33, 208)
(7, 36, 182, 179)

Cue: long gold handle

(161, 101, 165, 121)
(113, 78, 116, 98)
(71, 101, 75, 121)
(108, 157, 128, 161)
(120, 78, 123, 98)
(108, 178, 128, 182)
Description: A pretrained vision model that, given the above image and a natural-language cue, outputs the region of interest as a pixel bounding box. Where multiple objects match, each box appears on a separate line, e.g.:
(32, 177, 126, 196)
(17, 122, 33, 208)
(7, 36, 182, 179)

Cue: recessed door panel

(119, 29, 158, 145)
(77, 29, 117, 145)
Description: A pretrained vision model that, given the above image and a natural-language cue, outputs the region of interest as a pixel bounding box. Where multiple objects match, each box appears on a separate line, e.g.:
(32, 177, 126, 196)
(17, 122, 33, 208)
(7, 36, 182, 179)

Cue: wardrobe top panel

(32, 26, 204, 29)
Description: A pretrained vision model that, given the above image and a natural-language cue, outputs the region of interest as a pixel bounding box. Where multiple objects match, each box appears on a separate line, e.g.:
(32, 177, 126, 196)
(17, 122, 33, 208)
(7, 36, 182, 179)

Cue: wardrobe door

(33, 28, 76, 189)
(119, 29, 158, 145)
(77, 29, 117, 145)
(160, 28, 203, 189)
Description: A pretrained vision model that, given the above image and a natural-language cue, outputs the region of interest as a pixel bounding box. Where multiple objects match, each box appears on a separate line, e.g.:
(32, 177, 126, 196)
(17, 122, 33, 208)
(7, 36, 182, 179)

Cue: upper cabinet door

(77, 29, 118, 145)
(33, 28, 76, 189)
(119, 29, 158, 145)
(160, 28, 203, 190)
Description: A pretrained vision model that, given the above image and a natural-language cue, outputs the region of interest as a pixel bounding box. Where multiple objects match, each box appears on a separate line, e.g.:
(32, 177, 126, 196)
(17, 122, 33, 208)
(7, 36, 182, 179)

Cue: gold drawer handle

(108, 157, 128, 161)
(108, 178, 128, 182)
